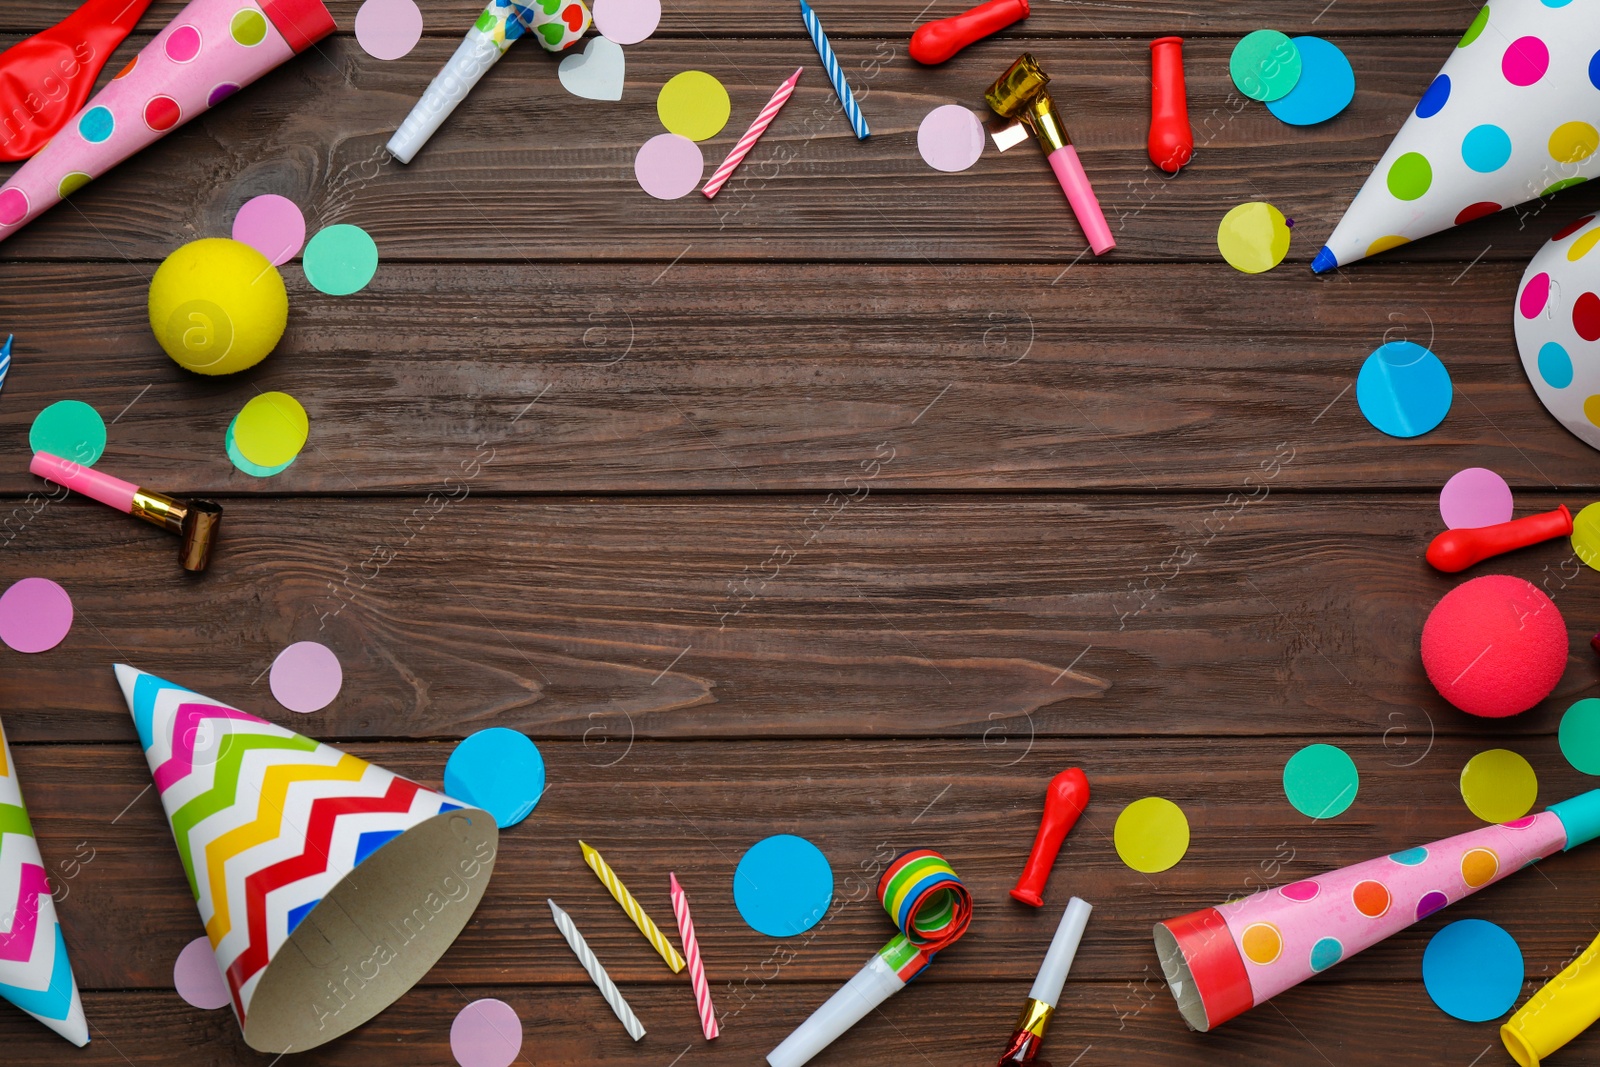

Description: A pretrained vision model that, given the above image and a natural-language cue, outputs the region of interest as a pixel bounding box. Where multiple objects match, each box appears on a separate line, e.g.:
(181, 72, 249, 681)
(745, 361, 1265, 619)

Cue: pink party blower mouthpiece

(0, 0, 334, 245)
(32, 451, 222, 572)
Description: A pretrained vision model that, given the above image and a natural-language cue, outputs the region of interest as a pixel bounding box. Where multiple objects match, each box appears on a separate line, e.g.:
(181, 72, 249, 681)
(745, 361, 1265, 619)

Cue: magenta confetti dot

(1521, 272, 1551, 318)
(0, 578, 73, 653)
(0, 187, 29, 226)
(634, 133, 704, 200)
(451, 998, 522, 1067)
(1439, 467, 1513, 529)
(232, 194, 306, 266)
(1279, 880, 1320, 902)
(173, 936, 230, 1010)
(269, 641, 343, 713)
(354, 0, 424, 61)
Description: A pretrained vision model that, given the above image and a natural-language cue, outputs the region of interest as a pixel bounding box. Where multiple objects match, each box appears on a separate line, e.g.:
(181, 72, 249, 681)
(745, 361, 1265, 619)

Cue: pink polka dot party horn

(1313, 0, 1600, 272)
(0, 0, 335, 246)
(1154, 788, 1600, 1033)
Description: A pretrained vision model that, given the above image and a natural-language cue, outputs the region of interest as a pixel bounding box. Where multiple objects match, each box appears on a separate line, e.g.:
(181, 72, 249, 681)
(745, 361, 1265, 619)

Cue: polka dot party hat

(1313, 0, 1600, 272)
(0, 0, 335, 246)
(1516, 213, 1600, 450)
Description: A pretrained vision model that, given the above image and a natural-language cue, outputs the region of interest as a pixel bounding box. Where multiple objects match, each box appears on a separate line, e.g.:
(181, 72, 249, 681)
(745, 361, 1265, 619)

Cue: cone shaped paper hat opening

(0, 719, 89, 1046)
(114, 665, 498, 1053)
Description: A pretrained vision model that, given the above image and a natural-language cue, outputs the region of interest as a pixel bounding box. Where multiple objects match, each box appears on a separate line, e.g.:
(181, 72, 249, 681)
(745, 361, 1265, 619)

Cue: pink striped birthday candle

(669, 872, 719, 1040)
(702, 67, 802, 199)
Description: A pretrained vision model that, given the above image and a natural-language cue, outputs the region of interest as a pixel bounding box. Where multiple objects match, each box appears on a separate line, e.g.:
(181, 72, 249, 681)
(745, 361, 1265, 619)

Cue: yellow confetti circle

(1573, 501, 1600, 571)
(233, 391, 309, 468)
(1567, 226, 1600, 262)
(1366, 234, 1410, 257)
(1216, 202, 1291, 274)
(657, 70, 730, 142)
(1459, 748, 1538, 824)
(1114, 796, 1190, 873)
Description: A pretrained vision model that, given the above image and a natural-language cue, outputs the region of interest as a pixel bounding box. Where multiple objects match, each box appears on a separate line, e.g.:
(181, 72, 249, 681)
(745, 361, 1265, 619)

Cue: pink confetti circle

(173, 936, 230, 1010)
(594, 0, 661, 45)
(269, 641, 343, 713)
(232, 194, 306, 266)
(0, 578, 73, 653)
(1520, 272, 1550, 318)
(1439, 467, 1514, 530)
(634, 133, 704, 200)
(917, 104, 985, 173)
(355, 0, 424, 61)
(451, 998, 522, 1067)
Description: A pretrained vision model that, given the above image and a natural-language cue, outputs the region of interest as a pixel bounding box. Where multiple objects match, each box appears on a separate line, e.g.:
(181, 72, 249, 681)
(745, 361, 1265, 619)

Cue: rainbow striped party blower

(115, 665, 500, 1053)
(0, 718, 88, 1047)
(0, 0, 335, 246)
(767, 849, 972, 1067)
(1154, 788, 1600, 1033)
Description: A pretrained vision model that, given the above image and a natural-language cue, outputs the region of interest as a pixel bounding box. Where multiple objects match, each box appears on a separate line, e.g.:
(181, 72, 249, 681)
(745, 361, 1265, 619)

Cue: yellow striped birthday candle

(579, 840, 686, 973)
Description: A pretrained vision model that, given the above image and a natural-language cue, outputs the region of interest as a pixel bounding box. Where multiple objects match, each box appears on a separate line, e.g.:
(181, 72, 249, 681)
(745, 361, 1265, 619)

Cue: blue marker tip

(1310, 246, 1338, 274)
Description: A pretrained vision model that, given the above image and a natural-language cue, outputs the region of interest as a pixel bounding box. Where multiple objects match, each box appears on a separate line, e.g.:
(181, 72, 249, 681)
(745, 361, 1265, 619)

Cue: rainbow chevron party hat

(0, 718, 88, 1046)
(115, 664, 499, 1053)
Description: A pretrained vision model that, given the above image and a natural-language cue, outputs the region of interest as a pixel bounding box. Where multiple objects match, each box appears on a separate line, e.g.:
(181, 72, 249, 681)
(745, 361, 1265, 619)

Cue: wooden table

(3, 1, 1600, 1063)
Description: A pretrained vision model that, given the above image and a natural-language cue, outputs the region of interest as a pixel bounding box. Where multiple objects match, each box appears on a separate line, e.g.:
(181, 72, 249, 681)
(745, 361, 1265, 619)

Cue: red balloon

(1010, 766, 1090, 907)
(909, 0, 1029, 66)
(1148, 36, 1193, 173)
(1425, 505, 1573, 573)
(0, 0, 154, 161)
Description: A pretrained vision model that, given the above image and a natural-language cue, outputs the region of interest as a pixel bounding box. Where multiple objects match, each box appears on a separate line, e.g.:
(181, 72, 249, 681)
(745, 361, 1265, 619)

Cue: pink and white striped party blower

(0, 0, 334, 245)
(702, 67, 802, 199)
(669, 872, 719, 1040)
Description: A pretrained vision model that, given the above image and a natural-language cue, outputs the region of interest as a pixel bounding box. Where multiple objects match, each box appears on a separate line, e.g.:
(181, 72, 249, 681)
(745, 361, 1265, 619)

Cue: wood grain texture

(2, 37, 1596, 263)
(6, 980, 1593, 1066)
(10, 736, 1600, 995)
(1, 2, 1594, 1064)
(0, 0, 1504, 38)
(0, 495, 1596, 744)
(0, 261, 1593, 493)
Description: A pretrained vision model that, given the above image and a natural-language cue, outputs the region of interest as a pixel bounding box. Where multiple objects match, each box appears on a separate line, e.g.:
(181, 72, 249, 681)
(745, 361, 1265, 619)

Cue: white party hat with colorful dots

(1313, 0, 1600, 272)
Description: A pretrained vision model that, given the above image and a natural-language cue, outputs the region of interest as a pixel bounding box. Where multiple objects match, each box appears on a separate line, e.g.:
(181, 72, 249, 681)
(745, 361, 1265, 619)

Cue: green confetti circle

(1458, 5, 1490, 48)
(303, 224, 379, 296)
(1230, 30, 1303, 102)
(29, 400, 106, 466)
(1282, 743, 1359, 819)
(1560, 698, 1600, 775)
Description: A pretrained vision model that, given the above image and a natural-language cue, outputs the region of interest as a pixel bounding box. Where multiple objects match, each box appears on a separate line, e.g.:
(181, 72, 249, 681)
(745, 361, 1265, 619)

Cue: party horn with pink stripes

(703, 67, 802, 199)
(0, 0, 334, 245)
(1155, 788, 1600, 1033)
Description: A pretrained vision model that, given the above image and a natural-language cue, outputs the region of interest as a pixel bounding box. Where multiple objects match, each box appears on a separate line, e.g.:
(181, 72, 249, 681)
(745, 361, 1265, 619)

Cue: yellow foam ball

(149, 238, 288, 375)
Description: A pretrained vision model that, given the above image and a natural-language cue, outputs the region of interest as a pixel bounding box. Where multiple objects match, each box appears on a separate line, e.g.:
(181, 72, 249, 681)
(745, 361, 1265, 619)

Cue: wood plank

(2, 37, 1595, 263)
(0, 1, 1510, 42)
(1, 261, 1593, 493)
(11, 738, 1600, 992)
(1, 494, 1596, 743)
(2, 980, 1583, 1066)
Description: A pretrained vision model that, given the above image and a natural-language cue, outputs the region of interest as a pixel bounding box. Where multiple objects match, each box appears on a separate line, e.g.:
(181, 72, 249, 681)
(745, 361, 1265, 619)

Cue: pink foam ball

(1421, 574, 1567, 717)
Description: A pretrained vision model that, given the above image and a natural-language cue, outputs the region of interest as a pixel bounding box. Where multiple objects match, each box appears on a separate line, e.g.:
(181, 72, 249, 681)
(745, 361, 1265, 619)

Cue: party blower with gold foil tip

(31, 451, 222, 573)
(985, 54, 1115, 255)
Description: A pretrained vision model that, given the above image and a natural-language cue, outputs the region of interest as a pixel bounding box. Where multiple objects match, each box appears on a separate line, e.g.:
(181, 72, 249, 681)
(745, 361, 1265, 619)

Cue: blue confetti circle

(1356, 341, 1452, 438)
(444, 728, 546, 828)
(1415, 75, 1450, 118)
(1461, 124, 1512, 173)
(1422, 919, 1523, 1022)
(1265, 37, 1355, 126)
(733, 834, 834, 937)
